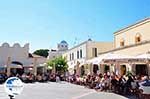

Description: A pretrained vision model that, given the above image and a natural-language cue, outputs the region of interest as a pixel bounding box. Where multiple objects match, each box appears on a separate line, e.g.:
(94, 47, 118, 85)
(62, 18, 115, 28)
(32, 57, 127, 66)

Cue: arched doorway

(10, 61, 24, 75)
(93, 64, 99, 74)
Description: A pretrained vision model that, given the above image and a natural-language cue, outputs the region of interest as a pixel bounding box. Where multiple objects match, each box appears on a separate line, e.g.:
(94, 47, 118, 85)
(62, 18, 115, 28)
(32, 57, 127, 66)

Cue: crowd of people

(0, 71, 150, 98)
(66, 72, 150, 99)
(0, 72, 66, 84)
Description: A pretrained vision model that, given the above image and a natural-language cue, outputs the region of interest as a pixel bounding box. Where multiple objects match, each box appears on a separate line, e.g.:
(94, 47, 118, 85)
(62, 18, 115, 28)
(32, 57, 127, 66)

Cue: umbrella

(102, 53, 135, 63)
(135, 52, 150, 64)
(86, 54, 107, 64)
(103, 53, 134, 60)
(136, 53, 150, 60)
(87, 53, 134, 64)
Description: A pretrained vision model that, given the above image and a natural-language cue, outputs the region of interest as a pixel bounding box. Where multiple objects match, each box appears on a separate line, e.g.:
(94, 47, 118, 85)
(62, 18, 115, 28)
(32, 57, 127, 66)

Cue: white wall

(0, 43, 46, 67)
(65, 43, 87, 61)
(0, 43, 29, 66)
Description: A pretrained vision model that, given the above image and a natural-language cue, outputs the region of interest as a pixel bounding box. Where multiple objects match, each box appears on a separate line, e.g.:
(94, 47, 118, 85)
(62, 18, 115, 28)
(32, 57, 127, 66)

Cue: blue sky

(0, 0, 149, 52)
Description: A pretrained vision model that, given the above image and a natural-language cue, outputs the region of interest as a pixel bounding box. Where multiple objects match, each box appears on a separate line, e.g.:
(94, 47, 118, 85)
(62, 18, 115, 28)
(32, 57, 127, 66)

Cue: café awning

(87, 53, 135, 64)
(136, 53, 150, 60)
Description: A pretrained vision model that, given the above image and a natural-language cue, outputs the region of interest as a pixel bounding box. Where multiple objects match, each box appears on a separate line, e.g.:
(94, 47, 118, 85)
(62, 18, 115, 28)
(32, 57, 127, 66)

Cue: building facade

(99, 18, 150, 76)
(0, 43, 46, 76)
(47, 40, 68, 60)
(63, 39, 113, 75)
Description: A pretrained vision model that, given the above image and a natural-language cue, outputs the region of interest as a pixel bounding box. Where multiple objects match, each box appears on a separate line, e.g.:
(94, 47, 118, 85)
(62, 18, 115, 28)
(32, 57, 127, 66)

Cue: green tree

(47, 56, 68, 73)
(33, 49, 49, 58)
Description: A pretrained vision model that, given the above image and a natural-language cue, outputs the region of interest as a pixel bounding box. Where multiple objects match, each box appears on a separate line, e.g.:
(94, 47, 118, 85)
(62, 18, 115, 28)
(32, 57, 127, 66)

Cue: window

(120, 39, 125, 47)
(80, 49, 82, 58)
(77, 51, 79, 59)
(70, 54, 71, 61)
(135, 33, 141, 43)
(72, 53, 74, 60)
(120, 41, 124, 47)
(92, 48, 97, 57)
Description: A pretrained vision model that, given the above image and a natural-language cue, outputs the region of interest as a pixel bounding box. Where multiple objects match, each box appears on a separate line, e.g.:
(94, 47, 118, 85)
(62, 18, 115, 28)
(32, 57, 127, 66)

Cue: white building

(63, 39, 113, 75)
(47, 40, 68, 60)
(57, 40, 68, 51)
(0, 43, 46, 76)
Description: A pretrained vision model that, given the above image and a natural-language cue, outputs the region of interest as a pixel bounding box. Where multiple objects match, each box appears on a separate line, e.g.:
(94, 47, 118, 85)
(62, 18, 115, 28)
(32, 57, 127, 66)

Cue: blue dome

(60, 40, 67, 44)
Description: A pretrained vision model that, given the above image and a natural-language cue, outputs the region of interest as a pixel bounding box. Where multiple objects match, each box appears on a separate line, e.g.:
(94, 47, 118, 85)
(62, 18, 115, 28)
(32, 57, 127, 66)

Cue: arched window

(135, 33, 141, 43)
(120, 38, 125, 47)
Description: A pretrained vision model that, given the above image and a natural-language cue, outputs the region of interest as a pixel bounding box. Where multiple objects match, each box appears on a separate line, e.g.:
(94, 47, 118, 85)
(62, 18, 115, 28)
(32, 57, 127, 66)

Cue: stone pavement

(0, 85, 8, 99)
(0, 82, 131, 99)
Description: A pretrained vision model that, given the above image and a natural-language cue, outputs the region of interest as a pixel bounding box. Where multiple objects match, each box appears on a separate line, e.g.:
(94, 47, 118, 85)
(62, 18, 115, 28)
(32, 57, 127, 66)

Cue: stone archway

(10, 61, 24, 75)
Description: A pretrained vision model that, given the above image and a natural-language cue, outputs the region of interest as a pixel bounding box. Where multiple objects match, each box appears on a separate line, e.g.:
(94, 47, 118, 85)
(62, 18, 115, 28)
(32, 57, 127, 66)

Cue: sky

(0, 0, 149, 52)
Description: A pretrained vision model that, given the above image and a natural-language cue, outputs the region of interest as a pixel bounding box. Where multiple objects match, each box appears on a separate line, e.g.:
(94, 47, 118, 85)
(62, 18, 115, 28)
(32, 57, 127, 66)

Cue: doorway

(136, 64, 148, 76)
(93, 64, 99, 74)
(80, 65, 85, 76)
(104, 65, 110, 73)
(120, 65, 126, 75)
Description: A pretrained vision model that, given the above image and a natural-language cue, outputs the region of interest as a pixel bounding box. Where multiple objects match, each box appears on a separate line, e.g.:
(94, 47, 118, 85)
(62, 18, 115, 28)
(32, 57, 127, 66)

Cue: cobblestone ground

(0, 82, 134, 99)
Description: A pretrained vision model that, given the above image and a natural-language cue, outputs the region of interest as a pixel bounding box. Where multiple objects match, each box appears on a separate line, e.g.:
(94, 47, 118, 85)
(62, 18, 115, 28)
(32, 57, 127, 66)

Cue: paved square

(0, 82, 129, 99)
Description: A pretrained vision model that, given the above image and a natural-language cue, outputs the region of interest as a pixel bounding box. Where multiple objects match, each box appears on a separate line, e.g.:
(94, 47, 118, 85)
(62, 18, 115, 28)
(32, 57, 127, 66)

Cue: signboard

(4, 77, 24, 97)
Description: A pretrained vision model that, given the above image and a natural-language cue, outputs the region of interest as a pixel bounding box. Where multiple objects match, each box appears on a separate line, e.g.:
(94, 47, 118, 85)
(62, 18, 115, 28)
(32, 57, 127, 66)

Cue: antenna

(73, 37, 77, 46)
(73, 37, 81, 46)
(88, 34, 90, 39)
(87, 33, 93, 41)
